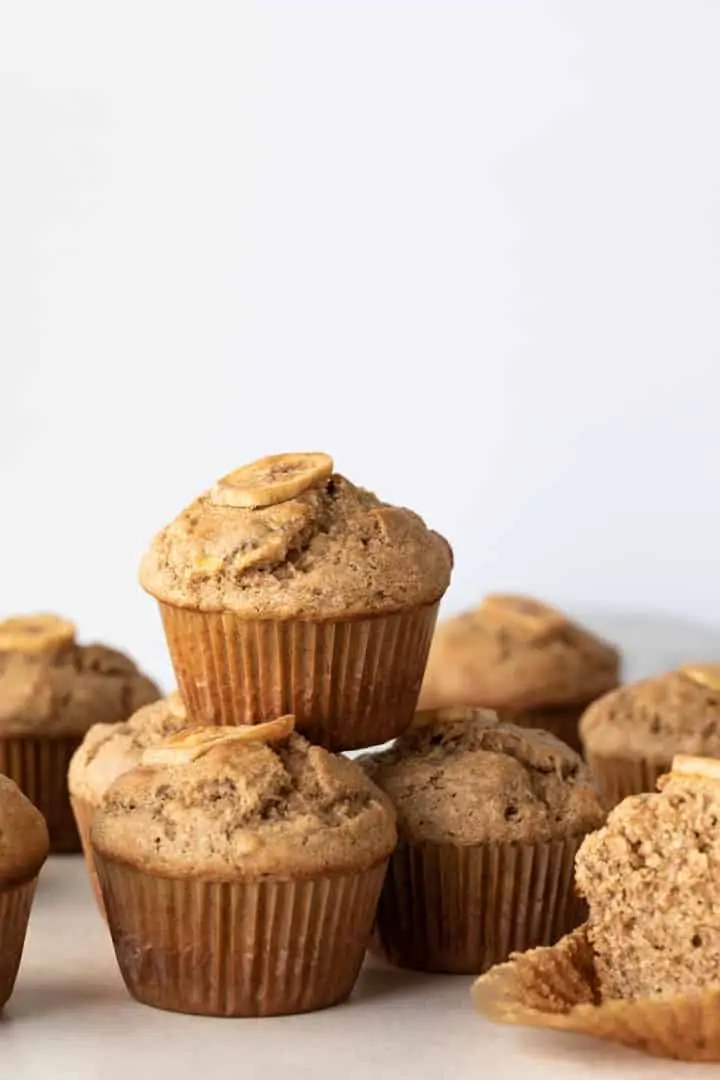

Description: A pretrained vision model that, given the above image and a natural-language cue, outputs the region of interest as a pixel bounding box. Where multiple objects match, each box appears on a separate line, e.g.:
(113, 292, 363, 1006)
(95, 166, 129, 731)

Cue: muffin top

(68, 693, 189, 806)
(139, 452, 453, 618)
(575, 755, 720, 1000)
(91, 719, 397, 879)
(361, 708, 604, 845)
(0, 774, 49, 886)
(419, 594, 620, 712)
(0, 614, 160, 737)
(580, 665, 720, 762)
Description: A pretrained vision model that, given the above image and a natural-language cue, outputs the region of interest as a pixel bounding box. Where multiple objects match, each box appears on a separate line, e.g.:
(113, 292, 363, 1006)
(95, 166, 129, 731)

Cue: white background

(2, 0, 720, 689)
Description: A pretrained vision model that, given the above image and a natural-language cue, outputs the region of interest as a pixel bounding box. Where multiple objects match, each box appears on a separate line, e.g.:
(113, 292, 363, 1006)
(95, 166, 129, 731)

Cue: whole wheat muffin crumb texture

(68, 694, 188, 806)
(580, 669, 720, 761)
(139, 461, 453, 618)
(419, 595, 619, 712)
(361, 708, 605, 845)
(0, 775, 49, 885)
(576, 765, 720, 1000)
(92, 731, 397, 878)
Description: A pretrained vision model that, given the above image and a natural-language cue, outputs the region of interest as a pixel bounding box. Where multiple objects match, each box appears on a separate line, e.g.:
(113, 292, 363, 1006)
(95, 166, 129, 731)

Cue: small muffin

(140, 452, 452, 750)
(92, 718, 396, 1016)
(362, 708, 604, 974)
(68, 693, 188, 911)
(0, 614, 159, 852)
(419, 594, 620, 753)
(0, 775, 49, 1010)
(580, 663, 720, 807)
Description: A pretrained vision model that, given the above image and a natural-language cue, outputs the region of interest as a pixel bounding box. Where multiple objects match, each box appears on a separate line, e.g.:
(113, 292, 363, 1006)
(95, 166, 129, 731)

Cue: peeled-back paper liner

(0, 735, 82, 853)
(472, 925, 720, 1062)
(585, 753, 668, 809)
(158, 600, 439, 751)
(472, 924, 720, 1062)
(372, 836, 586, 975)
(0, 879, 37, 1009)
(70, 795, 105, 917)
(94, 852, 388, 1017)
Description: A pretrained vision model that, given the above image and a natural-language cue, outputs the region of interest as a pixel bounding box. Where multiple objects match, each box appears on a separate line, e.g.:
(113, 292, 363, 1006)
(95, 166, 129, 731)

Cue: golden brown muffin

(92, 720, 396, 1016)
(580, 664, 720, 806)
(0, 775, 49, 1010)
(361, 708, 604, 974)
(419, 594, 620, 753)
(0, 613, 159, 852)
(139, 453, 453, 749)
(68, 693, 189, 912)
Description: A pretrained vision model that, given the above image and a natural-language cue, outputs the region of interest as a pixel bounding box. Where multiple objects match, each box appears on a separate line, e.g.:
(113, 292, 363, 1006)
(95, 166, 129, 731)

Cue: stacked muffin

(82, 452, 453, 1016)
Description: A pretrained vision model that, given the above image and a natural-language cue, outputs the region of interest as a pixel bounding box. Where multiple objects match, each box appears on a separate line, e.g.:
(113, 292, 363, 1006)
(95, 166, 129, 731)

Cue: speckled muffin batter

(92, 723, 397, 1017)
(362, 708, 604, 974)
(139, 453, 452, 748)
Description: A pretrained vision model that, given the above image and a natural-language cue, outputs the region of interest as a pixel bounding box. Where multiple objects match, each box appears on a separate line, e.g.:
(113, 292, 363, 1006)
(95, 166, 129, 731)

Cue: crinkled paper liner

(371, 836, 586, 975)
(158, 600, 439, 750)
(585, 753, 668, 809)
(0, 879, 37, 1010)
(472, 925, 720, 1061)
(70, 795, 105, 917)
(0, 735, 82, 853)
(94, 852, 388, 1016)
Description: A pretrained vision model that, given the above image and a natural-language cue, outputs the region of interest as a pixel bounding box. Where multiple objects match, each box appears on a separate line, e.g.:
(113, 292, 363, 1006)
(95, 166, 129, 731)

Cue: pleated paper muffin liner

(0, 735, 82, 853)
(371, 835, 585, 975)
(0, 879, 37, 1010)
(94, 853, 388, 1017)
(585, 753, 668, 809)
(472, 924, 720, 1062)
(158, 600, 440, 750)
(69, 794, 105, 917)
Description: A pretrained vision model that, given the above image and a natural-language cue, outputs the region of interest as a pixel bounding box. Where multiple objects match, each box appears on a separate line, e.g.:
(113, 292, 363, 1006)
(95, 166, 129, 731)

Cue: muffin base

(585, 752, 668, 809)
(496, 702, 590, 756)
(70, 794, 104, 916)
(0, 879, 37, 1010)
(94, 853, 388, 1016)
(158, 600, 439, 750)
(371, 836, 585, 975)
(0, 735, 82, 853)
(472, 924, 720, 1062)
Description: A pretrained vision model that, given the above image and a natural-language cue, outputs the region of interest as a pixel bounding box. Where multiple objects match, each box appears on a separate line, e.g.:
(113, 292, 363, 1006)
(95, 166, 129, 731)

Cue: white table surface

(7, 614, 720, 1079)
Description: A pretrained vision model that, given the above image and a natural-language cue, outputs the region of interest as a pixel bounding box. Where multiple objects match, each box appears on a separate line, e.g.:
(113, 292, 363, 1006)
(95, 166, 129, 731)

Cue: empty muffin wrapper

(472, 924, 720, 1062)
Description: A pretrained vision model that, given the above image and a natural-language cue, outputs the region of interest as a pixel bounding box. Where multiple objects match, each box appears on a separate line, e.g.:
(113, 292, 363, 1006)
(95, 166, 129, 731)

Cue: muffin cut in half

(473, 754, 720, 1061)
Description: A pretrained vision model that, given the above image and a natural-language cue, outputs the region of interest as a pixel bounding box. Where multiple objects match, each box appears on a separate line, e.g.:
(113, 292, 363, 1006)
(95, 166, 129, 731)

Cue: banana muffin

(580, 663, 720, 806)
(140, 452, 453, 749)
(0, 775, 49, 1009)
(362, 708, 604, 974)
(0, 614, 159, 852)
(576, 754, 720, 1000)
(419, 594, 620, 753)
(68, 693, 189, 910)
(92, 718, 397, 1016)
